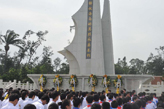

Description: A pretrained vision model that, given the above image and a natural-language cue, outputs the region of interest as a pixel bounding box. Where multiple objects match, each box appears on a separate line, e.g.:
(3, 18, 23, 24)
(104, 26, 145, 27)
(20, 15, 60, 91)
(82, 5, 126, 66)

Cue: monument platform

(28, 74, 153, 92)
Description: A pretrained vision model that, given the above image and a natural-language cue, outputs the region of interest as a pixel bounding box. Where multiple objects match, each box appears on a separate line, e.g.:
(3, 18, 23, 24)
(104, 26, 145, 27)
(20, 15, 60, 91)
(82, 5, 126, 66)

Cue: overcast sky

(0, 0, 164, 63)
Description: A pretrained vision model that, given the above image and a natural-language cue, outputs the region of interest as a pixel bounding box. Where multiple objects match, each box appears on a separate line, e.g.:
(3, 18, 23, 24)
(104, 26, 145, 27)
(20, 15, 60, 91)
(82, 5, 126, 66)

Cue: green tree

(115, 57, 129, 74)
(0, 30, 24, 72)
(146, 46, 164, 75)
(129, 58, 146, 74)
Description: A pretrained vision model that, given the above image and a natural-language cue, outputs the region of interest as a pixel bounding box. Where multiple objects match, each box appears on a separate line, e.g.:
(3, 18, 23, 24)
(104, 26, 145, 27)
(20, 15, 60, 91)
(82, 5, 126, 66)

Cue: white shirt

(47, 100, 56, 109)
(32, 100, 44, 109)
(80, 97, 87, 109)
(0, 100, 2, 109)
(1, 98, 9, 108)
(33, 96, 39, 102)
(146, 102, 155, 109)
(17, 97, 28, 109)
(1, 102, 18, 109)
(21, 98, 35, 109)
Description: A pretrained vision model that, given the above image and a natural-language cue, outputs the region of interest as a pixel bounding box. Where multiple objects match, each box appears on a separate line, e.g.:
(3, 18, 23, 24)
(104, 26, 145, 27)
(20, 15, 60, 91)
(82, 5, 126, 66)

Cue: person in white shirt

(47, 91, 60, 108)
(67, 93, 74, 109)
(24, 104, 36, 109)
(48, 103, 58, 109)
(21, 91, 36, 109)
(93, 94, 100, 104)
(32, 94, 50, 109)
(18, 90, 28, 109)
(80, 92, 87, 109)
(61, 99, 72, 109)
(99, 95, 106, 106)
(1, 94, 19, 109)
(83, 95, 93, 109)
(58, 93, 67, 109)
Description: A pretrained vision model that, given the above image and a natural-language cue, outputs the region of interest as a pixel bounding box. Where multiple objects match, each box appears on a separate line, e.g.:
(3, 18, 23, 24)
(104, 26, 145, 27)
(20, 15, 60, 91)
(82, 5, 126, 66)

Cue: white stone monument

(59, 0, 114, 75)
(28, 0, 153, 92)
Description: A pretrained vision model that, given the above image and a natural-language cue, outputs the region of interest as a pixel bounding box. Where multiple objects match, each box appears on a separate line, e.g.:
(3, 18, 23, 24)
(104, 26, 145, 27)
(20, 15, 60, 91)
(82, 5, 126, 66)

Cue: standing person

(91, 103, 101, 109)
(58, 93, 67, 109)
(83, 95, 94, 109)
(73, 97, 81, 109)
(1, 94, 19, 109)
(61, 99, 72, 109)
(47, 91, 60, 108)
(0, 90, 3, 108)
(102, 102, 110, 109)
(21, 91, 36, 109)
(80, 92, 87, 109)
(108, 94, 113, 106)
(93, 94, 99, 104)
(32, 94, 49, 109)
(24, 104, 36, 109)
(67, 93, 74, 109)
(18, 91, 28, 109)
(48, 103, 58, 109)
(123, 89, 126, 94)
(117, 98, 123, 109)
(111, 101, 118, 109)
(99, 95, 106, 106)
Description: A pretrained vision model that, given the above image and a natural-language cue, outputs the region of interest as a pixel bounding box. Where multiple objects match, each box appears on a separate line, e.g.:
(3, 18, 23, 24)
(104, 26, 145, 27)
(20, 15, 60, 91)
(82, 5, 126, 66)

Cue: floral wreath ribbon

(40, 75, 44, 92)
(55, 77, 60, 91)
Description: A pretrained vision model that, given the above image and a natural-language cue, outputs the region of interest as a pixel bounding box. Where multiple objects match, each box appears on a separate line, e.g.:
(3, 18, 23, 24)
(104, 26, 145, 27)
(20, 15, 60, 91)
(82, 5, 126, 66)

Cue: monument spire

(102, 0, 115, 75)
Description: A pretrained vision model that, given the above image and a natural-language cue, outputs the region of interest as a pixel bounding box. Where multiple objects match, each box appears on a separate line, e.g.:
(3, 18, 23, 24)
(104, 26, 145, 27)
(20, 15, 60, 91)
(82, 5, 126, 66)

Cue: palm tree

(0, 30, 24, 72)
(0, 30, 23, 58)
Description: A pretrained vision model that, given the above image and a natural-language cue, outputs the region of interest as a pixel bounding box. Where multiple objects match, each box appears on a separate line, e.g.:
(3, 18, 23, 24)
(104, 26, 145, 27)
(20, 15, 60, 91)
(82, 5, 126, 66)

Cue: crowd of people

(0, 87, 163, 109)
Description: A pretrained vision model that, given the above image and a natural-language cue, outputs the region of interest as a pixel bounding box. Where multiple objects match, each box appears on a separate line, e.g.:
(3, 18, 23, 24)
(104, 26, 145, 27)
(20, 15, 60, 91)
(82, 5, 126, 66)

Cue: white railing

(0, 79, 36, 91)
(141, 81, 164, 97)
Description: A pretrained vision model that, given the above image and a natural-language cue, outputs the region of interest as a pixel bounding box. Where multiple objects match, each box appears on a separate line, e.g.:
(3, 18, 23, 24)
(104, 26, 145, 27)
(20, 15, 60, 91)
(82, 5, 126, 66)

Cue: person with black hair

(73, 97, 81, 109)
(1, 94, 19, 109)
(93, 94, 99, 104)
(135, 100, 142, 109)
(33, 89, 40, 102)
(131, 103, 139, 109)
(102, 102, 110, 109)
(140, 99, 146, 109)
(61, 99, 71, 109)
(111, 101, 118, 109)
(108, 93, 113, 106)
(91, 103, 101, 109)
(47, 91, 60, 108)
(18, 91, 28, 109)
(123, 103, 132, 109)
(157, 101, 164, 108)
(80, 92, 87, 109)
(0, 90, 3, 108)
(32, 94, 49, 109)
(21, 91, 36, 109)
(126, 97, 131, 104)
(131, 95, 138, 103)
(67, 93, 74, 109)
(122, 98, 127, 105)
(99, 95, 106, 105)
(58, 93, 67, 109)
(24, 104, 36, 109)
(117, 98, 123, 109)
(131, 90, 136, 101)
(48, 103, 59, 109)
(123, 89, 126, 94)
(83, 95, 94, 109)
(152, 93, 158, 108)
(145, 96, 155, 109)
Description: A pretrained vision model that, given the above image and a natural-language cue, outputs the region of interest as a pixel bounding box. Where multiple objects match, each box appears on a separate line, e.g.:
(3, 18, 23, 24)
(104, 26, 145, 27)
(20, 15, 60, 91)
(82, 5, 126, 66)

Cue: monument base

(27, 74, 153, 93)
